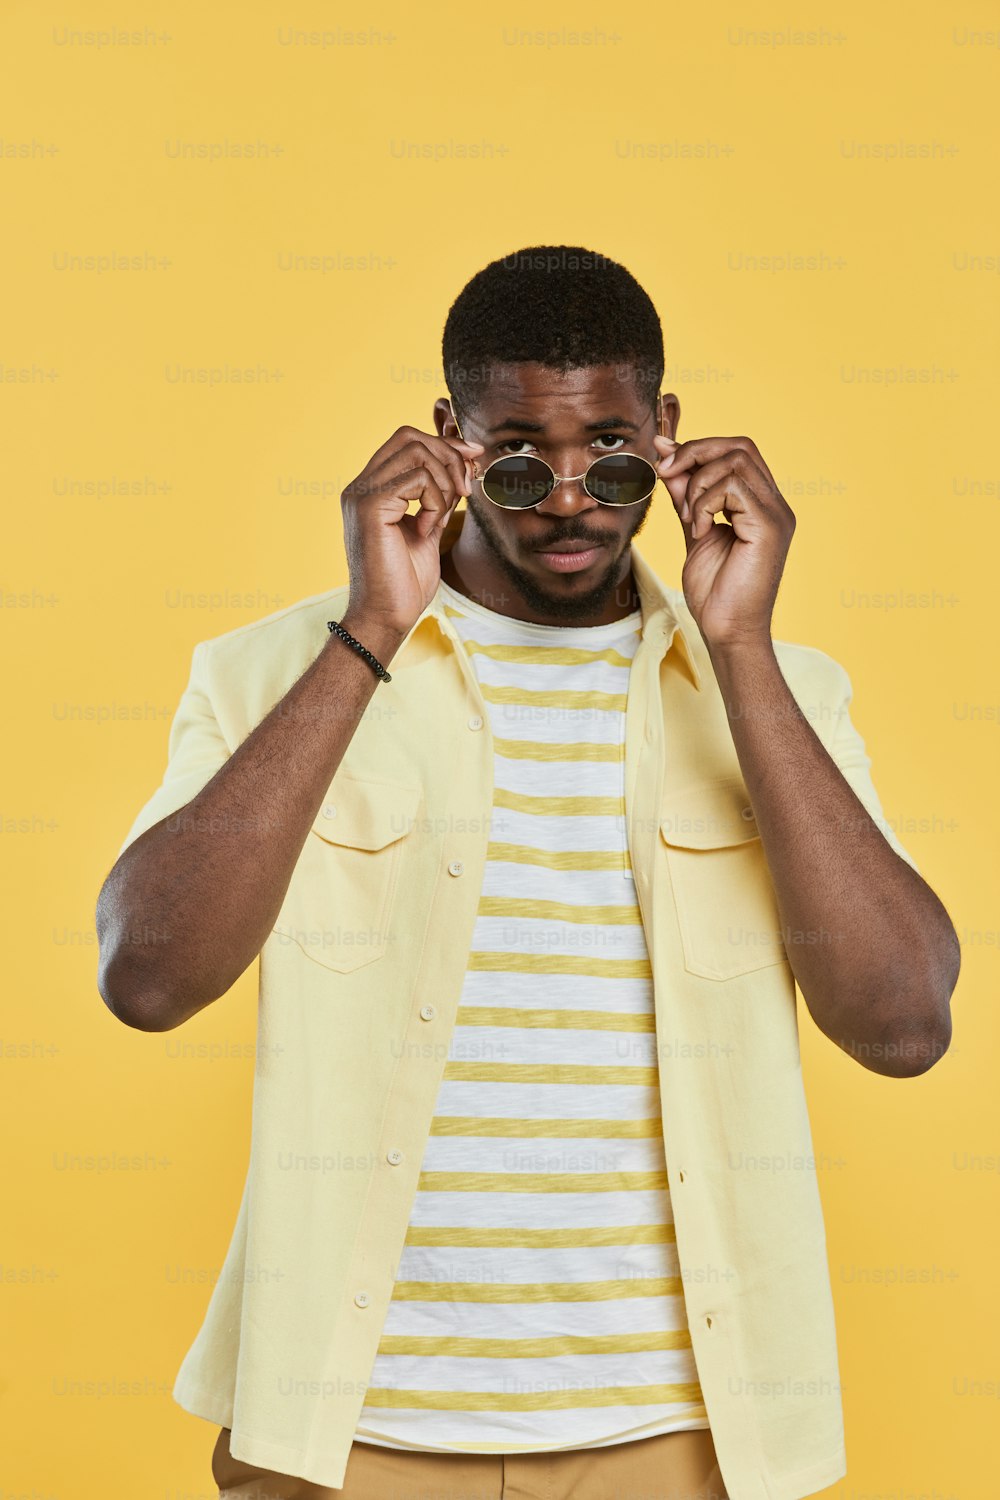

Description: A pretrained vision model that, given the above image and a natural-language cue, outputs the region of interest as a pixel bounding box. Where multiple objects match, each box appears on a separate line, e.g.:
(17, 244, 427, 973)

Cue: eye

(495, 433, 628, 455)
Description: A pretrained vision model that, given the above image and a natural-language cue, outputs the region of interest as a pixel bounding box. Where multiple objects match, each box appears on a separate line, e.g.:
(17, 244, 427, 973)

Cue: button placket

(321, 610, 510, 1455)
(339, 605, 495, 1407)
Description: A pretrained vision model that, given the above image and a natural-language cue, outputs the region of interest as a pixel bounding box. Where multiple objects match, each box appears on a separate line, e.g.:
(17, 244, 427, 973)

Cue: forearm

(96, 609, 405, 1031)
(708, 638, 959, 1077)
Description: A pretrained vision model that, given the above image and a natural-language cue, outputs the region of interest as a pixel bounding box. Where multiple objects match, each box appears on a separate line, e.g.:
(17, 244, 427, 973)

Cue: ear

(433, 396, 453, 438)
(657, 392, 680, 443)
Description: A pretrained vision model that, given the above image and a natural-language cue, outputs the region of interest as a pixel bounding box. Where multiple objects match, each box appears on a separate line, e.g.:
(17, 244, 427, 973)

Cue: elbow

(865, 922, 960, 1078)
(96, 885, 195, 1032)
(97, 942, 225, 1033)
(887, 925, 960, 1077)
(870, 997, 954, 1079)
(827, 973, 955, 1079)
(97, 948, 183, 1033)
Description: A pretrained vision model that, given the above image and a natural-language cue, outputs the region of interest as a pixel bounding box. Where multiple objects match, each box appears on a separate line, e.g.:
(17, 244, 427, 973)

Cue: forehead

(473, 362, 645, 413)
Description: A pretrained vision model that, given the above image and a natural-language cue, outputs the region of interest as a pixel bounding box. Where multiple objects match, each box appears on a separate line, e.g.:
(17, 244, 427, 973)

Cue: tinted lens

(585, 454, 657, 505)
(481, 456, 553, 509)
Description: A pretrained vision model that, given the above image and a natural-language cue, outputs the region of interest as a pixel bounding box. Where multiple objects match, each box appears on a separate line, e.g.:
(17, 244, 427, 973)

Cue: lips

(534, 543, 605, 574)
(534, 541, 605, 554)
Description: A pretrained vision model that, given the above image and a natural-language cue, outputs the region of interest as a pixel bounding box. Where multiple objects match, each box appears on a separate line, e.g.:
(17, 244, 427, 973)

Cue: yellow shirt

(116, 506, 918, 1498)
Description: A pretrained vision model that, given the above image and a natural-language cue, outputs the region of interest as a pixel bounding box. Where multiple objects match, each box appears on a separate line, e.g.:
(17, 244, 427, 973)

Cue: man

(97, 245, 959, 1500)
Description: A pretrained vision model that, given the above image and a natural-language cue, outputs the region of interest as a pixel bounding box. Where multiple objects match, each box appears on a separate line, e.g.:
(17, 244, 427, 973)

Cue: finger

(651, 433, 679, 472)
(653, 437, 699, 478)
(664, 467, 698, 549)
(685, 450, 776, 515)
(658, 461, 693, 518)
(385, 466, 450, 537)
(423, 432, 485, 499)
(401, 437, 472, 503)
(369, 441, 467, 506)
(653, 434, 770, 482)
(689, 471, 764, 539)
(365, 427, 483, 501)
(439, 434, 487, 498)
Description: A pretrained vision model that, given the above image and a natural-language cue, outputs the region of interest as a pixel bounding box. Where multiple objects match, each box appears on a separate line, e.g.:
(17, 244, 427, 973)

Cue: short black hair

(442, 245, 664, 429)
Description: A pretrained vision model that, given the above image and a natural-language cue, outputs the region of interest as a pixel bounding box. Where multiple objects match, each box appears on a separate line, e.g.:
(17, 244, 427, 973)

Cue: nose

(533, 470, 602, 517)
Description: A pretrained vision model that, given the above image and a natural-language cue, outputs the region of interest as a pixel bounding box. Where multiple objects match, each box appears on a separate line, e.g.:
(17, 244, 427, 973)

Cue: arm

(650, 428, 960, 1079)
(96, 608, 406, 1033)
(708, 640, 959, 1078)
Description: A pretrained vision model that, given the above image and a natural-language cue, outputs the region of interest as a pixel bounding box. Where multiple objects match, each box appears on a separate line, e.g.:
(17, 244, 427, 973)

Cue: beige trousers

(212, 1424, 729, 1499)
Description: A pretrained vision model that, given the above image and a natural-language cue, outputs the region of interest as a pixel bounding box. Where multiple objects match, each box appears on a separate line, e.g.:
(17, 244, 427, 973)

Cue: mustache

(529, 533, 614, 551)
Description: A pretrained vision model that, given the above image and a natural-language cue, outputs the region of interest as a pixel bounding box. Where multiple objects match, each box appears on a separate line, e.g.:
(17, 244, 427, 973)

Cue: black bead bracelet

(327, 620, 392, 683)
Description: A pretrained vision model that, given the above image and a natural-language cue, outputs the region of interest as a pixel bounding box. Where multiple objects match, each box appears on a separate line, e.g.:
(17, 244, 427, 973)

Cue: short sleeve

(115, 641, 232, 860)
(824, 660, 921, 876)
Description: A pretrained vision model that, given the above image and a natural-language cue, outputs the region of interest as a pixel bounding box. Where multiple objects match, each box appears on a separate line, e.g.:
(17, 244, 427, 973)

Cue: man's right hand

(340, 426, 485, 641)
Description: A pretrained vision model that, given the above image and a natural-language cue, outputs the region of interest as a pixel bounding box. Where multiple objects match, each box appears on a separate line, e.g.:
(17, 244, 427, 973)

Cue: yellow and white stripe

(354, 578, 709, 1455)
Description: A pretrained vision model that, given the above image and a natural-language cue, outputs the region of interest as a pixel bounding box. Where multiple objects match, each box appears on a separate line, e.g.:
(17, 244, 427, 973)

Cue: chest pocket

(272, 774, 423, 973)
(659, 778, 788, 981)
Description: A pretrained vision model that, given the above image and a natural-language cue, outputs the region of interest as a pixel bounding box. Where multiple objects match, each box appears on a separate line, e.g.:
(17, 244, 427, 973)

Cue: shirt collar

(409, 505, 702, 690)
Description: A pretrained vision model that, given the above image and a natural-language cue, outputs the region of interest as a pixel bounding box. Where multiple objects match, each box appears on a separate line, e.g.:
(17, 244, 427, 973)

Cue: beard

(462, 491, 652, 624)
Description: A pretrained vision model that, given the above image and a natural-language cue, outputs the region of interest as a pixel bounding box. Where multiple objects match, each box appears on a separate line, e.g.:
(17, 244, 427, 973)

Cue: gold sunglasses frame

(449, 392, 667, 510)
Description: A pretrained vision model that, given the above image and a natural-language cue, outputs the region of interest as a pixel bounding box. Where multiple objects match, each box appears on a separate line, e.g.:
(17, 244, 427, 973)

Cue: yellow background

(2, 1, 997, 1494)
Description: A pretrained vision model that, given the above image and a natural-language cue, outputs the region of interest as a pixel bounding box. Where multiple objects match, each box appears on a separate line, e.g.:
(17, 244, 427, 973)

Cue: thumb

(661, 469, 691, 513)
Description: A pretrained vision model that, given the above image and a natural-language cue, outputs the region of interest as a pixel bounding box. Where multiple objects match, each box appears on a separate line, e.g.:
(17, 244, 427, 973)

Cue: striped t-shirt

(353, 575, 709, 1454)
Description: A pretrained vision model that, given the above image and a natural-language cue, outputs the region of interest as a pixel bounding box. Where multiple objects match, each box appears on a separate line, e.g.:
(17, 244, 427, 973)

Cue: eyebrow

(485, 415, 641, 435)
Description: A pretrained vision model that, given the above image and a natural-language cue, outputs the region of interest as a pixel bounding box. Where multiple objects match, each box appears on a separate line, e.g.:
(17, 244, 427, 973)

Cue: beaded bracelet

(327, 620, 392, 683)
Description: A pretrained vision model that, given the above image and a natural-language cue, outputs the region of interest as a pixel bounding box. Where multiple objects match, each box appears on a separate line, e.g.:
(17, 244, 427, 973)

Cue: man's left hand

(651, 433, 796, 652)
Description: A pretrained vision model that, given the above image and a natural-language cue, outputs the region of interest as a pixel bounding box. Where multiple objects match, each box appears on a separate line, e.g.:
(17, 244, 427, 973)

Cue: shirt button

(468, 715, 484, 730)
(677, 1170, 686, 1183)
(354, 1291, 371, 1308)
(705, 1314, 714, 1329)
(448, 860, 464, 876)
(386, 1149, 403, 1166)
(419, 1005, 436, 1021)
(322, 804, 337, 819)
(741, 805, 754, 822)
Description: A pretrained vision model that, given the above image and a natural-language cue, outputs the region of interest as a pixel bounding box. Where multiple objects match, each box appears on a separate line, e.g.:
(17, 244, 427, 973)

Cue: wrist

(703, 632, 777, 672)
(336, 609, 408, 669)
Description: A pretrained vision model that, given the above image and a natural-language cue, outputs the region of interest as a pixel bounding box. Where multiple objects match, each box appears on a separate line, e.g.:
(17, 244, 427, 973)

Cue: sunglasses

(450, 394, 665, 510)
